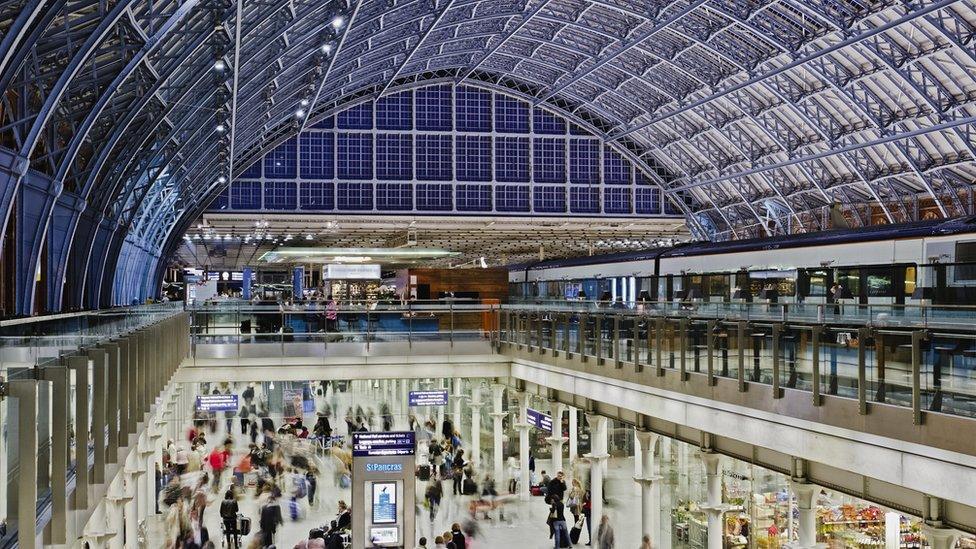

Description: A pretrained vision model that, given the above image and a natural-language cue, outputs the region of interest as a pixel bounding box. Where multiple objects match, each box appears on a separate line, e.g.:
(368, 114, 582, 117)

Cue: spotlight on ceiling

(213, 59, 227, 71)
(330, 16, 345, 29)
(217, 175, 227, 184)
(295, 109, 306, 118)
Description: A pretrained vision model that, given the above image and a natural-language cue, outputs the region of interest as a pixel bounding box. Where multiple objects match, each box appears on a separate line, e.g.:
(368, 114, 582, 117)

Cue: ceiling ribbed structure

(0, 0, 975, 313)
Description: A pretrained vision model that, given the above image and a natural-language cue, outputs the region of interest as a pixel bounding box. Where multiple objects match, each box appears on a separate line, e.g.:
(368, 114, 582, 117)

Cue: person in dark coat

(547, 471, 567, 502)
(258, 490, 283, 547)
(450, 523, 465, 549)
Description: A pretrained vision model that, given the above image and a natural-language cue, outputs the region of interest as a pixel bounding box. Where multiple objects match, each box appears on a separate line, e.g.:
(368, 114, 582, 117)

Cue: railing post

(9, 379, 39, 549)
(857, 327, 868, 415)
(40, 367, 68, 545)
(579, 313, 588, 361)
(655, 317, 664, 376)
(537, 313, 544, 355)
(633, 317, 643, 373)
(563, 313, 572, 358)
(772, 323, 782, 398)
(103, 341, 120, 462)
(706, 319, 716, 386)
(812, 325, 822, 406)
(550, 316, 558, 357)
(737, 320, 747, 392)
(595, 314, 604, 365)
(69, 354, 90, 509)
(88, 347, 107, 483)
(613, 315, 622, 369)
(679, 318, 688, 381)
(912, 329, 926, 425)
(875, 331, 886, 403)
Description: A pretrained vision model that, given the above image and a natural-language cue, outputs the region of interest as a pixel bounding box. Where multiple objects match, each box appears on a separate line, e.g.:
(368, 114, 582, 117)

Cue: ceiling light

(305, 234, 313, 240)
(300, 99, 309, 107)
(321, 43, 333, 54)
(213, 59, 227, 71)
(217, 175, 227, 184)
(330, 16, 345, 29)
(193, 234, 200, 240)
(334, 256, 372, 263)
(295, 109, 306, 118)
(216, 123, 226, 133)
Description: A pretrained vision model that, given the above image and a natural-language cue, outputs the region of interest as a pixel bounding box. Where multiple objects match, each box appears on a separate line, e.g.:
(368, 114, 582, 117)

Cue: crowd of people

(156, 381, 630, 549)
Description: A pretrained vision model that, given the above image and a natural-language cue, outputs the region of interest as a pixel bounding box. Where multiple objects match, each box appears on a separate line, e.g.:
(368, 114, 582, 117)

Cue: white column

(106, 475, 132, 549)
(123, 467, 143, 548)
(568, 406, 578, 466)
(469, 385, 483, 466)
(635, 430, 661, 544)
(921, 525, 959, 549)
(884, 512, 901, 549)
(452, 377, 464, 441)
(437, 379, 446, 435)
(547, 402, 567, 474)
(517, 391, 532, 501)
(792, 481, 822, 548)
(702, 452, 725, 549)
(660, 439, 673, 549)
(490, 384, 507, 486)
(584, 413, 609, 544)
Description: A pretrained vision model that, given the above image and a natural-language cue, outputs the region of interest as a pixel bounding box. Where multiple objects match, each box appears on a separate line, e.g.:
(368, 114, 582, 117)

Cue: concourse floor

(147, 380, 649, 549)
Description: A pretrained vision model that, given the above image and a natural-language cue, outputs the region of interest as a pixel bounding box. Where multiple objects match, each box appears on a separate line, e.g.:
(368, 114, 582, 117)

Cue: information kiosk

(351, 431, 416, 548)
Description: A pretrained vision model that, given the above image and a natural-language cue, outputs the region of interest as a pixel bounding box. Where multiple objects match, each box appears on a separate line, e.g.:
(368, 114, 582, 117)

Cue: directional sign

(195, 394, 238, 412)
(408, 390, 449, 407)
(526, 408, 552, 432)
(353, 431, 416, 457)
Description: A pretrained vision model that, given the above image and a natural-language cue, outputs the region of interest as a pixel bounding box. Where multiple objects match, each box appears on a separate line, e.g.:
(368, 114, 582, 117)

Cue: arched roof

(1, 0, 975, 310)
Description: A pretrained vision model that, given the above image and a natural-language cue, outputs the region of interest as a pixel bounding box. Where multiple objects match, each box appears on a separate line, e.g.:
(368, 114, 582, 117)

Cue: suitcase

(237, 514, 251, 536)
(463, 478, 477, 495)
(558, 527, 572, 548)
(530, 485, 544, 496)
(570, 525, 582, 544)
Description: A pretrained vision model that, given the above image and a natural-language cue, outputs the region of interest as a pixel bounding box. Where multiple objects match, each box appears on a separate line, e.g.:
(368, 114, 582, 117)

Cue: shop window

(953, 241, 976, 283)
(807, 270, 828, 296)
(904, 266, 916, 295)
(865, 271, 893, 297)
(836, 269, 860, 296)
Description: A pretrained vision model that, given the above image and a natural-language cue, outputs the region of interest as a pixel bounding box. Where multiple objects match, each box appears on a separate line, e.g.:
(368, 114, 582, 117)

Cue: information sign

(408, 390, 449, 407)
(195, 394, 238, 412)
(353, 431, 416, 457)
(526, 408, 553, 432)
(371, 482, 397, 524)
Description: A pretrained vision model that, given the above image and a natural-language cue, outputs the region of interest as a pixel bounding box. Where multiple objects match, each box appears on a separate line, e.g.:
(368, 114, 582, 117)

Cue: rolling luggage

(558, 527, 572, 548)
(570, 522, 582, 544)
(463, 478, 477, 495)
(237, 514, 251, 536)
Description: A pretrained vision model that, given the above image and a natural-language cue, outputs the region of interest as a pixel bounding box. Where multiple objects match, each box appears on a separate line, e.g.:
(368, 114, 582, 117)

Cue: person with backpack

(219, 490, 240, 549)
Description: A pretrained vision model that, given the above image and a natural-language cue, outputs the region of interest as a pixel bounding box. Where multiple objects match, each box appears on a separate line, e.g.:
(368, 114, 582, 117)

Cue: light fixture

(480, 257, 487, 268)
(216, 123, 226, 133)
(330, 16, 345, 29)
(321, 43, 333, 54)
(213, 59, 227, 71)
(269, 381, 275, 390)
(300, 99, 309, 107)
(305, 234, 313, 240)
(295, 108, 306, 118)
(217, 175, 227, 184)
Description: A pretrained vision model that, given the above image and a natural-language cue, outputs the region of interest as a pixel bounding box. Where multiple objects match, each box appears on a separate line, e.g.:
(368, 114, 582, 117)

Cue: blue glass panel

(416, 85, 452, 131)
(337, 102, 373, 129)
(416, 134, 452, 180)
(264, 181, 297, 210)
(494, 95, 530, 133)
(456, 185, 492, 211)
(230, 181, 262, 209)
(569, 186, 599, 213)
(311, 116, 334, 129)
(416, 184, 452, 211)
(533, 138, 566, 183)
(635, 169, 655, 185)
(376, 134, 413, 180)
(337, 183, 373, 210)
(376, 183, 413, 211)
(376, 91, 412, 130)
(635, 187, 661, 214)
(300, 182, 334, 210)
(456, 86, 491, 132)
(337, 133, 373, 180)
(456, 135, 491, 182)
(495, 136, 529, 182)
(209, 188, 229, 210)
(664, 192, 688, 216)
(605, 187, 632, 214)
(241, 162, 261, 179)
(569, 139, 599, 184)
(264, 137, 297, 179)
(496, 185, 530, 212)
(604, 147, 632, 184)
(299, 132, 334, 180)
(534, 185, 566, 212)
(533, 108, 566, 134)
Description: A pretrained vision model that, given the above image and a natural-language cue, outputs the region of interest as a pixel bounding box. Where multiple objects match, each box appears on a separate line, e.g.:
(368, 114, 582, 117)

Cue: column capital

(468, 401, 484, 409)
(489, 411, 508, 420)
(514, 423, 533, 431)
(635, 429, 659, 450)
(920, 525, 960, 549)
(791, 481, 820, 509)
(634, 475, 663, 485)
(701, 450, 723, 474)
(546, 436, 568, 446)
(583, 452, 610, 462)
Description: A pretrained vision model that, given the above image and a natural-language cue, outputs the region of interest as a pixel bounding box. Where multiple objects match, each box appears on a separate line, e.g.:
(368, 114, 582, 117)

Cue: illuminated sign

(353, 432, 416, 457)
(408, 390, 448, 407)
(195, 394, 239, 412)
(366, 463, 404, 473)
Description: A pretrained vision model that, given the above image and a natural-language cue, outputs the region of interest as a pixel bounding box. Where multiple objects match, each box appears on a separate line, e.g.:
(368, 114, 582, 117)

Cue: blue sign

(195, 394, 239, 412)
(353, 431, 416, 457)
(371, 482, 397, 524)
(408, 390, 448, 407)
(366, 463, 404, 473)
(526, 408, 553, 432)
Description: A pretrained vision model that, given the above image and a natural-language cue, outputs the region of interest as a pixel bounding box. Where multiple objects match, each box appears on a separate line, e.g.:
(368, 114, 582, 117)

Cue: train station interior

(2, 0, 976, 548)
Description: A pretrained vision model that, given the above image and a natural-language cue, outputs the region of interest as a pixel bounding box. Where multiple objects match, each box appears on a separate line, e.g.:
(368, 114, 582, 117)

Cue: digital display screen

(353, 432, 416, 457)
(408, 390, 449, 407)
(195, 394, 238, 412)
(371, 482, 397, 525)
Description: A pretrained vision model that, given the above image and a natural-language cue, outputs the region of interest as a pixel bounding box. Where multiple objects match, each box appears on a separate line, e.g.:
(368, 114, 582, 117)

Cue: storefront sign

(526, 408, 552, 432)
(195, 394, 238, 412)
(326, 264, 381, 280)
(408, 390, 449, 407)
(353, 431, 416, 457)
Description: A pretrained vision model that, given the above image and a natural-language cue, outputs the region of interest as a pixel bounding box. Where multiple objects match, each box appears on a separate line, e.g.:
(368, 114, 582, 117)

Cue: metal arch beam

(455, 0, 556, 84)
(227, 0, 244, 180)
(536, 0, 706, 106)
(612, 0, 960, 140)
(0, 0, 69, 98)
(377, 0, 459, 97)
(0, 0, 46, 81)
